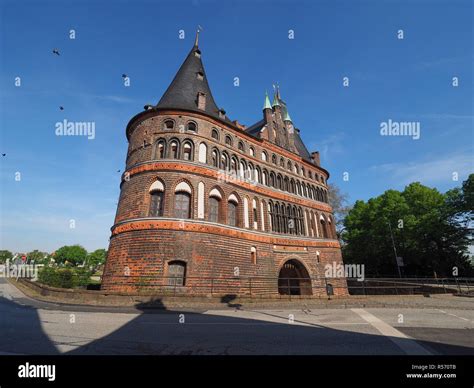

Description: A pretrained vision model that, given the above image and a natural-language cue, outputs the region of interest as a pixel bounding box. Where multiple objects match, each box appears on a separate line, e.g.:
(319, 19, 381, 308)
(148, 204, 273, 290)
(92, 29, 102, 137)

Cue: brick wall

(103, 110, 348, 297)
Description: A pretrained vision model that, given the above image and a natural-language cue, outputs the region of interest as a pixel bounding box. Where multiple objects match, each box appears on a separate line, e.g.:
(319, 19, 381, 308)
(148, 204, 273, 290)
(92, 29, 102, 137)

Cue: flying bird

(52, 49, 60, 56)
(59, 106, 64, 111)
(2, 153, 6, 157)
(122, 74, 127, 78)
(117, 169, 121, 173)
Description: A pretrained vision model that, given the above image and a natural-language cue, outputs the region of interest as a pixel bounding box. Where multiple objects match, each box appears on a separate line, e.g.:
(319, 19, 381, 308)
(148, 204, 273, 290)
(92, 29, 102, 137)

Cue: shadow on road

(0, 296, 472, 355)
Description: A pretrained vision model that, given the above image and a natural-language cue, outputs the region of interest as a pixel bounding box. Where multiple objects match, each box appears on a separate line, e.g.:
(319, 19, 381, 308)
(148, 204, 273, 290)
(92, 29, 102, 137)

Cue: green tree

(342, 180, 473, 277)
(54, 245, 88, 266)
(0, 250, 13, 264)
(328, 183, 351, 237)
(86, 249, 107, 270)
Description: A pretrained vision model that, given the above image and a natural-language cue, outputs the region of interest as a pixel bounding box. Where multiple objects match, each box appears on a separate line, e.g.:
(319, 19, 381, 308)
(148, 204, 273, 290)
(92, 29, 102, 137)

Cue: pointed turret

(283, 109, 292, 122)
(156, 30, 222, 121)
(272, 92, 280, 107)
(263, 91, 272, 110)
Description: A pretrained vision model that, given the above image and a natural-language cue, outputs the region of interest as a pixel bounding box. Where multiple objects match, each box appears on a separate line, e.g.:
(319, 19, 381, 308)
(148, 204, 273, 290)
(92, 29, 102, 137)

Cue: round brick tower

(101, 35, 347, 297)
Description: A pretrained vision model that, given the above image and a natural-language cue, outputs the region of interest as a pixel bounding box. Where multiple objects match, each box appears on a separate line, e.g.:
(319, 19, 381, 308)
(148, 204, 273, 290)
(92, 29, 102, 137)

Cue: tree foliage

(87, 249, 107, 270)
(342, 176, 473, 277)
(0, 250, 13, 264)
(53, 245, 88, 266)
(327, 183, 351, 236)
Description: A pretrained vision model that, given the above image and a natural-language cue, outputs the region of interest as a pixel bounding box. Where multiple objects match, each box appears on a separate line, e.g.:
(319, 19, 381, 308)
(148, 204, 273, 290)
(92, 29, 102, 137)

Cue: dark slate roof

(156, 44, 226, 122)
(294, 131, 312, 161)
(245, 119, 265, 136)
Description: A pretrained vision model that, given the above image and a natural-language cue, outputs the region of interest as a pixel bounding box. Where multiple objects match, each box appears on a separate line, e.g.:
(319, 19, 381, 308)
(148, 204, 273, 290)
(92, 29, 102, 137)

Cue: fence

(103, 275, 474, 298)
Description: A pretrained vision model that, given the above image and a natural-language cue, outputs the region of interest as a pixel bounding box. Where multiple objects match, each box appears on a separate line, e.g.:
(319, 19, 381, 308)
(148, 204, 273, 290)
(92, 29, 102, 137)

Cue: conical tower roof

(156, 34, 222, 120)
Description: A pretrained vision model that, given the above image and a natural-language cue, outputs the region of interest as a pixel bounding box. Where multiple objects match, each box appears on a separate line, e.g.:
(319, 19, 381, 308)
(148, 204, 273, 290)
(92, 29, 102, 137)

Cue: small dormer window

(196, 71, 204, 81)
(163, 120, 174, 130)
(194, 49, 201, 58)
(187, 121, 197, 132)
(218, 108, 226, 119)
(197, 92, 206, 111)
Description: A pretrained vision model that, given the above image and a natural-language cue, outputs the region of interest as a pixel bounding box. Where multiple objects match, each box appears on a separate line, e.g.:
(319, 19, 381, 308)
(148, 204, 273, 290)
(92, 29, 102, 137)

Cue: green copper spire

(263, 91, 272, 110)
(283, 109, 292, 122)
(272, 92, 280, 107)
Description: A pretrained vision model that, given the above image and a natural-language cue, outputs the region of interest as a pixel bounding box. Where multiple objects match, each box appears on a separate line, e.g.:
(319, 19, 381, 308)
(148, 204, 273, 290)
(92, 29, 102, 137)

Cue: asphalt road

(0, 278, 472, 355)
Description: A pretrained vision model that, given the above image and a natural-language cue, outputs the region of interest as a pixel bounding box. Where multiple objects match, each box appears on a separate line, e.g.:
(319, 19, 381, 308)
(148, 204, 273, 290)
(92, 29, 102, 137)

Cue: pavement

(0, 278, 473, 355)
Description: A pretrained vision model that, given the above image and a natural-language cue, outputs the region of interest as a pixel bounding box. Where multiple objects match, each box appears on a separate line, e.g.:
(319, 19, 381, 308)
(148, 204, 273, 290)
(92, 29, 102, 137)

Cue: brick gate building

(101, 35, 347, 297)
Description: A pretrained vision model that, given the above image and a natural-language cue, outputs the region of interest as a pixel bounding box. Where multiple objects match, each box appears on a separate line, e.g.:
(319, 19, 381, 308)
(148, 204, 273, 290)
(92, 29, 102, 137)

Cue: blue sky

(0, 0, 472, 252)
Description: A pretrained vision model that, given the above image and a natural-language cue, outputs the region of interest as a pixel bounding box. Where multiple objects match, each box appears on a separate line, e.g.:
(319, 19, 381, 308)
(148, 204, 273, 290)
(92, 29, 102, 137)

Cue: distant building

(102, 34, 346, 296)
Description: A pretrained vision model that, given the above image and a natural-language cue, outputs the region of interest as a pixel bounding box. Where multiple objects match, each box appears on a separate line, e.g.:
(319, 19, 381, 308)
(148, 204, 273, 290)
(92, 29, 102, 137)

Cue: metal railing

(101, 275, 474, 298)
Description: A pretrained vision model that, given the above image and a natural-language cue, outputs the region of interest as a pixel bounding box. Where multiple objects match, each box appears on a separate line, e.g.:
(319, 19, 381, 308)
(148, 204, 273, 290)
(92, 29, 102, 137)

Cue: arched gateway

(278, 259, 312, 296)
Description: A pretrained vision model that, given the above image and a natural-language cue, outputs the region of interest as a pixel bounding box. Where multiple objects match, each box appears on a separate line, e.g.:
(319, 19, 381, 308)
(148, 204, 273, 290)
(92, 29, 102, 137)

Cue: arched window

(163, 120, 174, 130)
(269, 172, 276, 188)
(288, 205, 295, 234)
(256, 166, 262, 184)
(320, 215, 329, 238)
(174, 182, 192, 219)
(247, 162, 254, 181)
(209, 196, 220, 223)
(221, 152, 229, 170)
(182, 142, 193, 161)
(290, 179, 295, 194)
(281, 205, 288, 234)
(272, 154, 277, 164)
(211, 149, 219, 167)
(292, 206, 298, 234)
(238, 141, 245, 152)
(225, 135, 232, 146)
(186, 121, 197, 132)
(262, 170, 268, 186)
(239, 160, 246, 178)
(274, 203, 280, 233)
(298, 208, 305, 236)
(231, 156, 238, 173)
(287, 161, 292, 171)
(167, 261, 186, 286)
(155, 139, 166, 159)
(149, 180, 165, 217)
(249, 147, 255, 157)
(284, 177, 289, 192)
(268, 202, 274, 231)
(175, 192, 191, 218)
(228, 200, 238, 227)
(252, 199, 258, 229)
(211, 128, 219, 140)
(262, 151, 268, 162)
(280, 158, 285, 167)
(310, 211, 315, 236)
(169, 140, 179, 159)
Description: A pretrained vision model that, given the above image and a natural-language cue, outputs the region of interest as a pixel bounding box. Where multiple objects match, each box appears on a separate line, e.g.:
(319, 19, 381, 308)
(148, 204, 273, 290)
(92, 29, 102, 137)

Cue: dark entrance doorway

(278, 259, 312, 295)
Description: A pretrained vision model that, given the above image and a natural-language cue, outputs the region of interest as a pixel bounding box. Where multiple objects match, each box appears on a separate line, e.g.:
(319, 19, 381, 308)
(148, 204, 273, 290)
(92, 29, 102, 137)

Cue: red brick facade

(102, 40, 347, 297)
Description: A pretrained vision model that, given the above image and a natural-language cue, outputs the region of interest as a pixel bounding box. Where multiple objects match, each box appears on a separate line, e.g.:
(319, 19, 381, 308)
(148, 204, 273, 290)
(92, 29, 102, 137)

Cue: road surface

(0, 278, 472, 355)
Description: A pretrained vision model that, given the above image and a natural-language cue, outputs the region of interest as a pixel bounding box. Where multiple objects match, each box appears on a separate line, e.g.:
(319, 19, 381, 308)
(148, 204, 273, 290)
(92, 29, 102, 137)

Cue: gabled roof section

(156, 41, 222, 121)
